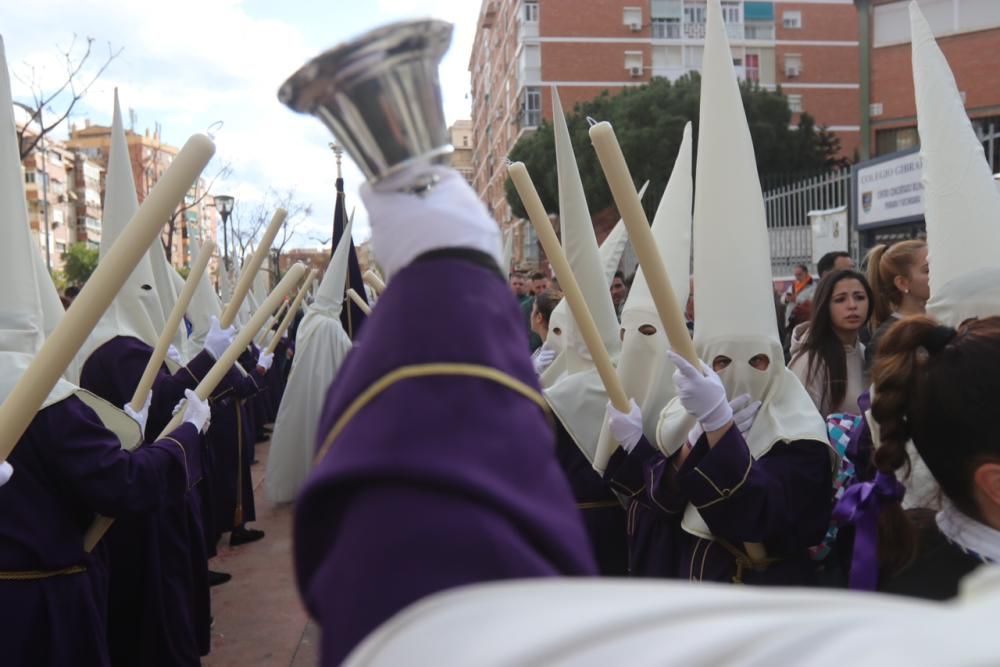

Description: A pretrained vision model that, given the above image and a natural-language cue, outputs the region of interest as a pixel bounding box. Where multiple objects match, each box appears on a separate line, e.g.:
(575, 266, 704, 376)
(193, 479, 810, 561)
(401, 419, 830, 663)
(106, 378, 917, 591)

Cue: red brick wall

(871, 26, 1000, 123)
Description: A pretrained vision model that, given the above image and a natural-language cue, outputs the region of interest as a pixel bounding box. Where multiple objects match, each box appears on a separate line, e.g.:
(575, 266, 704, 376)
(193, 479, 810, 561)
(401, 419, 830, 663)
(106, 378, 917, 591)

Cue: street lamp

(213, 194, 234, 270)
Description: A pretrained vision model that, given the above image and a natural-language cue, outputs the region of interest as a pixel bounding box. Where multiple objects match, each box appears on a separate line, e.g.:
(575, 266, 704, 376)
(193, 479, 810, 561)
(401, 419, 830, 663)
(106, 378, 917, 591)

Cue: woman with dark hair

(864, 240, 928, 367)
(789, 270, 873, 416)
(838, 316, 1000, 600)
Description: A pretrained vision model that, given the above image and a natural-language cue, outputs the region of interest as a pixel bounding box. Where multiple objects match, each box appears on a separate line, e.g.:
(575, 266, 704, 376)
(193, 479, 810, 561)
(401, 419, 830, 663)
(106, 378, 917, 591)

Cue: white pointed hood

(596, 122, 693, 468)
(220, 262, 234, 304)
(267, 219, 354, 502)
(551, 86, 620, 374)
(0, 36, 75, 407)
(655, 0, 828, 539)
(911, 2, 1000, 326)
(186, 234, 222, 350)
(253, 253, 270, 310)
(311, 214, 354, 320)
(148, 236, 191, 361)
(544, 88, 635, 459)
(599, 220, 628, 285)
(540, 187, 648, 390)
(69, 90, 166, 382)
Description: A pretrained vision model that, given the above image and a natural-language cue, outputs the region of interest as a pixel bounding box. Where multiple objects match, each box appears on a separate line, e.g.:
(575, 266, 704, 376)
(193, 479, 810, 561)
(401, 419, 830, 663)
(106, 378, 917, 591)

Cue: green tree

(505, 73, 849, 220)
(61, 242, 99, 287)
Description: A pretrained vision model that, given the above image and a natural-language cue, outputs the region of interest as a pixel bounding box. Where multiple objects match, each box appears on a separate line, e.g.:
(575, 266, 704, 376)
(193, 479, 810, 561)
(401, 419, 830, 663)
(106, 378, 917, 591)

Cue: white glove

(686, 394, 761, 446)
(532, 348, 556, 375)
(282, 328, 289, 339)
(668, 351, 733, 433)
(0, 460, 12, 487)
(123, 392, 151, 436)
(257, 350, 274, 372)
(166, 345, 182, 365)
(360, 167, 502, 279)
(205, 315, 236, 360)
(176, 389, 211, 434)
(606, 399, 644, 454)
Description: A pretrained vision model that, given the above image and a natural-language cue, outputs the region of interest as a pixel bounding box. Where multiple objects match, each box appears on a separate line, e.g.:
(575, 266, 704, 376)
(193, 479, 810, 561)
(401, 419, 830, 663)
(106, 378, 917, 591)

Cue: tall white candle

(220, 208, 288, 328)
(265, 269, 317, 354)
(130, 240, 217, 412)
(589, 121, 698, 368)
(508, 162, 630, 413)
(84, 263, 308, 551)
(0, 134, 215, 464)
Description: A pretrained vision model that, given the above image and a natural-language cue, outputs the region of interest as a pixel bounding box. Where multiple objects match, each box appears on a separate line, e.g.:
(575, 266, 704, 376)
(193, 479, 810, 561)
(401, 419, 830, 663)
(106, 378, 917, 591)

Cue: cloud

(2, 0, 479, 252)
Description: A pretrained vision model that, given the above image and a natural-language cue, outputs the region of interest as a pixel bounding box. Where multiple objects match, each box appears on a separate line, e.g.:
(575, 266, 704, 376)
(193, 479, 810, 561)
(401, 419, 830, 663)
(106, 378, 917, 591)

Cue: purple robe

(80, 336, 215, 664)
(553, 419, 628, 576)
(607, 428, 832, 584)
(603, 441, 678, 577)
(295, 253, 598, 666)
(0, 396, 201, 667)
(206, 356, 263, 535)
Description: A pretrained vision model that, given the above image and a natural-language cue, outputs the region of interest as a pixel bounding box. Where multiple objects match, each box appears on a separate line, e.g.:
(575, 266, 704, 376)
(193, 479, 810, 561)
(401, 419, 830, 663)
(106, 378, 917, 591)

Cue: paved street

(205, 441, 319, 666)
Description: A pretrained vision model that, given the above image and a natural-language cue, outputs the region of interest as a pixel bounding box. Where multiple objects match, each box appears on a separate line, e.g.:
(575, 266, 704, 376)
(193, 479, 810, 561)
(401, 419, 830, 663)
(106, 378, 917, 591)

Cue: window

(524, 1, 538, 23)
(25, 171, 35, 184)
(55, 241, 66, 253)
(787, 94, 803, 113)
(784, 53, 802, 77)
(721, 1, 741, 24)
(783, 11, 802, 29)
(876, 127, 919, 156)
(623, 6, 643, 31)
(625, 51, 644, 76)
(523, 87, 541, 127)
(684, 3, 706, 24)
(651, 17, 680, 38)
(462, 135, 469, 147)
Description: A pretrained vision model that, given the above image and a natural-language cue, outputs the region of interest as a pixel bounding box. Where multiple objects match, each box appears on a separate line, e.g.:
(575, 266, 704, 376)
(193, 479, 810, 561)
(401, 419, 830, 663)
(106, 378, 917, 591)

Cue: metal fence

(763, 170, 851, 277)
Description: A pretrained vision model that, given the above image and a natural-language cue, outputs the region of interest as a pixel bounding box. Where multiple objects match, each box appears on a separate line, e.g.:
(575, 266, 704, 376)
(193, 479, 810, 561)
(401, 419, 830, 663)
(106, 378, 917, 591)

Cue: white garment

(937, 500, 1000, 564)
(266, 216, 355, 503)
(343, 568, 1000, 667)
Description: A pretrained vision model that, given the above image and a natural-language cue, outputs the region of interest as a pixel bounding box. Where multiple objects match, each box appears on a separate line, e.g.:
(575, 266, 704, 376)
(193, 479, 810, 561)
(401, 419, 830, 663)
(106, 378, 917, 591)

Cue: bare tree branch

(16, 35, 123, 160)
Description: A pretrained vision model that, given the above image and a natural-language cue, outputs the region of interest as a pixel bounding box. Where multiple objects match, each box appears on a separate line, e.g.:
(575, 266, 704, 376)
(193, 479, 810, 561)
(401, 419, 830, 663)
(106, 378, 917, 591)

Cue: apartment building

(67, 120, 218, 270)
(863, 0, 1000, 167)
(470, 0, 860, 268)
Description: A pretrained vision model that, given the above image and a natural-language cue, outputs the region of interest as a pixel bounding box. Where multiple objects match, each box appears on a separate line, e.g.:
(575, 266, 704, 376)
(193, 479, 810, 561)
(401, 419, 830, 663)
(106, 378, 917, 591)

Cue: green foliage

(61, 242, 99, 287)
(505, 73, 850, 220)
(50, 269, 68, 293)
(177, 266, 191, 280)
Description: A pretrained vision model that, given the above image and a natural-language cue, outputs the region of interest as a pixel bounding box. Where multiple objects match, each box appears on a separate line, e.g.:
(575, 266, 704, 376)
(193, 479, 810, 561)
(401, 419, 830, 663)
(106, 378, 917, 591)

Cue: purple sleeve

(676, 427, 833, 545)
(300, 482, 568, 667)
(44, 397, 203, 517)
(604, 436, 656, 499)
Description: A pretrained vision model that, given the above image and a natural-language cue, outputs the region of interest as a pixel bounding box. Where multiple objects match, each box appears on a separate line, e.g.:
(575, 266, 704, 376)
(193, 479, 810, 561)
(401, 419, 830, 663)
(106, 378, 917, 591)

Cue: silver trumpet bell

(279, 19, 454, 193)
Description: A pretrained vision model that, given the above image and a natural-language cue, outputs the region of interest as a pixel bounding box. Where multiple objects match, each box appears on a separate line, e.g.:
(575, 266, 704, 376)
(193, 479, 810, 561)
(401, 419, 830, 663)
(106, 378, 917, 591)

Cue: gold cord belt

(0, 565, 86, 581)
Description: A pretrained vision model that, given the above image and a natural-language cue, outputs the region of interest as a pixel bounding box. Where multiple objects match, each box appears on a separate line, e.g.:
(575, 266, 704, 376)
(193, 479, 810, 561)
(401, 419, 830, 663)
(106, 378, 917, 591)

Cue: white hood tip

(910, 1, 1000, 317)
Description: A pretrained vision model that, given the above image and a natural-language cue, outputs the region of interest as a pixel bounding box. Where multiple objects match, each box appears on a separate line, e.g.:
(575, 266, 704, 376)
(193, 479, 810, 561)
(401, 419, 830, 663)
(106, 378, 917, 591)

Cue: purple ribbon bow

(832, 470, 906, 591)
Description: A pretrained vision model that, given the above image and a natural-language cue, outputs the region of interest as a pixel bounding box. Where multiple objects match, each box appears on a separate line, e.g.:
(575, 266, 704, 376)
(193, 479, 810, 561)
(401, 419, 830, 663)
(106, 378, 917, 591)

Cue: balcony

(744, 22, 775, 40)
(651, 21, 681, 40)
(651, 66, 693, 82)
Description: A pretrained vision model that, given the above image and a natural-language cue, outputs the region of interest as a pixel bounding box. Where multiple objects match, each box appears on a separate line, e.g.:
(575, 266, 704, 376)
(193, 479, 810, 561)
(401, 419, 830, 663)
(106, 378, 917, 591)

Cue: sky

(1, 0, 482, 250)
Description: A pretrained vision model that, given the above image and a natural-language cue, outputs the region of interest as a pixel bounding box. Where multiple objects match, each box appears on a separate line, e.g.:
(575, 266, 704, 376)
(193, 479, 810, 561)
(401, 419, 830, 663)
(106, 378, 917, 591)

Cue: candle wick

(586, 116, 599, 127)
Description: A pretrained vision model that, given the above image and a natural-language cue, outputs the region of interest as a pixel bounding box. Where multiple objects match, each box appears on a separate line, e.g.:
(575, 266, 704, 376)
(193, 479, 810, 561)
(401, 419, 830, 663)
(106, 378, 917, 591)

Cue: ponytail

(864, 240, 927, 334)
(865, 244, 892, 333)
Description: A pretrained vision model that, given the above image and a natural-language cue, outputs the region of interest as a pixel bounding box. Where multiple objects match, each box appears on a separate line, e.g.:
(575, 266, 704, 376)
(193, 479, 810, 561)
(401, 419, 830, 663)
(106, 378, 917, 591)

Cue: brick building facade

(864, 0, 1000, 167)
(470, 0, 861, 268)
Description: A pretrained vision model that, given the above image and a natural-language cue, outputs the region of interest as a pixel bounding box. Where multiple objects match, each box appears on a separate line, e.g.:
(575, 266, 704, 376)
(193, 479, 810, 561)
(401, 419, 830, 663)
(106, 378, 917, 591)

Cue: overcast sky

(1, 0, 481, 249)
